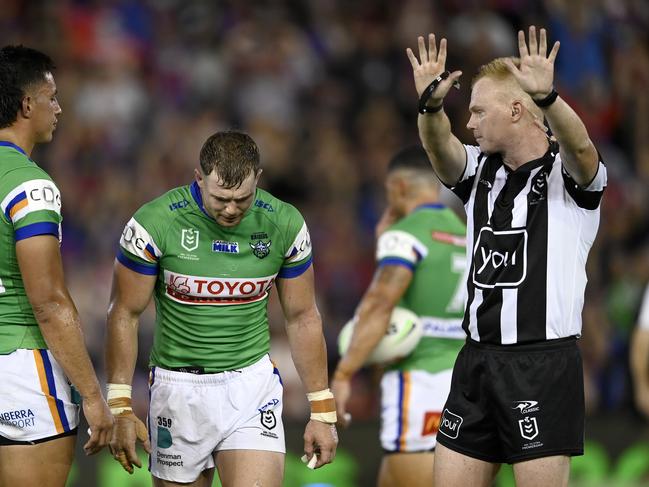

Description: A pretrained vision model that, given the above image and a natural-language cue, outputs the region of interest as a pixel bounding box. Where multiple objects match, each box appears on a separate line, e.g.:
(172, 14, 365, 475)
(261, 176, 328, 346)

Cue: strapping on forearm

(307, 388, 338, 424)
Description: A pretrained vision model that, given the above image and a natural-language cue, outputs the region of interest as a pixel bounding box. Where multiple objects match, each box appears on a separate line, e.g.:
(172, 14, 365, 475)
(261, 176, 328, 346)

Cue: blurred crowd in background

(3, 0, 649, 434)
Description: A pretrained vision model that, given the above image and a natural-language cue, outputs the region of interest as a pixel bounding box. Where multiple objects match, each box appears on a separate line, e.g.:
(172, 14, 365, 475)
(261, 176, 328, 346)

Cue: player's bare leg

(513, 455, 570, 487)
(378, 452, 434, 487)
(215, 450, 284, 487)
(0, 434, 75, 487)
(433, 443, 499, 487)
(153, 467, 215, 487)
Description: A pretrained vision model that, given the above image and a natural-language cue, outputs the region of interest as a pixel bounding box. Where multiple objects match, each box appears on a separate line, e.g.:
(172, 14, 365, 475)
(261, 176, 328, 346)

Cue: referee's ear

(511, 101, 523, 122)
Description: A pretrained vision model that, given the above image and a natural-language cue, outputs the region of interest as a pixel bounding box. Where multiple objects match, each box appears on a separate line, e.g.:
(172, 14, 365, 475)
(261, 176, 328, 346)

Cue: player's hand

(504, 26, 559, 99)
(331, 377, 352, 429)
(302, 420, 338, 469)
(82, 392, 114, 455)
(109, 410, 151, 474)
(406, 34, 462, 102)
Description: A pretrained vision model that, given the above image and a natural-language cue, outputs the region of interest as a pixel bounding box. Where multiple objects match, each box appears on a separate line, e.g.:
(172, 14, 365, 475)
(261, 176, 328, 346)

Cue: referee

(406, 26, 606, 487)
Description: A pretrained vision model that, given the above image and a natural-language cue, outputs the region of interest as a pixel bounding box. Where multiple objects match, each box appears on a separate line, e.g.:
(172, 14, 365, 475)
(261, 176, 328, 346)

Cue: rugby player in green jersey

(332, 146, 467, 487)
(106, 130, 338, 486)
(0, 46, 113, 486)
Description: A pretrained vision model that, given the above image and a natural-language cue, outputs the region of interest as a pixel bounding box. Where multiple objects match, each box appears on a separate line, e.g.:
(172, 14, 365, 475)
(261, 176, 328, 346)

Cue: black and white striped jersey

(449, 142, 606, 345)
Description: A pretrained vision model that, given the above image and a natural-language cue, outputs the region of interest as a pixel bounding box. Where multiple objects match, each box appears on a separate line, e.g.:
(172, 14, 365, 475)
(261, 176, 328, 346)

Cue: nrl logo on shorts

(260, 410, 277, 430)
(250, 239, 271, 259)
(181, 229, 199, 252)
(518, 416, 539, 440)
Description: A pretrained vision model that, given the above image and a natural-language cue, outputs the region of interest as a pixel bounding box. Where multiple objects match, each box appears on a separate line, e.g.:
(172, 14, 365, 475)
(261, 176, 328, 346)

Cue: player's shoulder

(251, 187, 304, 222)
(0, 154, 53, 193)
(132, 184, 194, 223)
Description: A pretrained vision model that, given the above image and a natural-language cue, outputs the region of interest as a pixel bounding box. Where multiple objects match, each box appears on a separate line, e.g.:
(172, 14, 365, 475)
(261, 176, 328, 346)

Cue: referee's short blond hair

(472, 57, 544, 120)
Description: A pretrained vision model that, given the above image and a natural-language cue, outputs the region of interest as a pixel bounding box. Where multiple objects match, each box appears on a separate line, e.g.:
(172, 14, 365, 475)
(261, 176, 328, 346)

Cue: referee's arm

(540, 96, 599, 187)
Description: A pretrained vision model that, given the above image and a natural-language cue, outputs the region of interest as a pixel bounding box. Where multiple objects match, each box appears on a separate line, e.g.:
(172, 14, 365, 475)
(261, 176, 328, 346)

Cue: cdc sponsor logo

(473, 227, 527, 289)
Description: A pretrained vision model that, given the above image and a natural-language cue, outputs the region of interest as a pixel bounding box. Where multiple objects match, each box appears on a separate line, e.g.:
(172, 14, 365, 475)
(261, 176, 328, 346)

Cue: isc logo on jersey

(164, 270, 276, 305)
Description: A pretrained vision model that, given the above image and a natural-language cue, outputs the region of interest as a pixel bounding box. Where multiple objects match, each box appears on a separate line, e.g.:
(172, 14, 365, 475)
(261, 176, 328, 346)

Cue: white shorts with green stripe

(0, 348, 79, 444)
(380, 368, 453, 452)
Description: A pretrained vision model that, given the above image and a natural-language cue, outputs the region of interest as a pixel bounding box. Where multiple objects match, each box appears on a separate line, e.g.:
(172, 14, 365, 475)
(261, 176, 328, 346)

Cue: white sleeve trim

(119, 217, 161, 262)
(284, 222, 312, 262)
(376, 230, 428, 263)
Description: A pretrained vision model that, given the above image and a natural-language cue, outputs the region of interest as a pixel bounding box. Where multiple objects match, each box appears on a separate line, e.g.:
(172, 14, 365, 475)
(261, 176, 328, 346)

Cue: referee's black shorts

(436, 337, 584, 464)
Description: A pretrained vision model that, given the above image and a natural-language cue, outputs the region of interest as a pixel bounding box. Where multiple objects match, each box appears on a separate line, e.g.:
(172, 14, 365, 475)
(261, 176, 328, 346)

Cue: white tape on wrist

(107, 383, 132, 401)
(310, 411, 338, 424)
(107, 383, 133, 415)
(306, 389, 334, 401)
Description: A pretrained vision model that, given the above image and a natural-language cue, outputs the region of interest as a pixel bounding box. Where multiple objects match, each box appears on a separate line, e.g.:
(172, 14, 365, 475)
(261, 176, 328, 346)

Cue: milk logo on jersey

(212, 240, 239, 253)
(518, 416, 539, 440)
(512, 400, 540, 415)
(163, 270, 276, 305)
(438, 409, 463, 439)
(181, 228, 199, 252)
(1, 179, 62, 223)
(473, 227, 527, 289)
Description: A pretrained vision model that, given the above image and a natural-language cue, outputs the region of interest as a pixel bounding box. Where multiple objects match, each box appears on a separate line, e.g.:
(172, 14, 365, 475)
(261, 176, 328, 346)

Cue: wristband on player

(533, 88, 559, 108)
(107, 383, 133, 415)
(307, 389, 337, 424)
(418, 71, 461, 115)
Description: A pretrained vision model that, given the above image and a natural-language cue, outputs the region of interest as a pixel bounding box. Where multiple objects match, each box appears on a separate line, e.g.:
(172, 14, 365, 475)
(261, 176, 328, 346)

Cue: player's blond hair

(472, 57, 544, 120)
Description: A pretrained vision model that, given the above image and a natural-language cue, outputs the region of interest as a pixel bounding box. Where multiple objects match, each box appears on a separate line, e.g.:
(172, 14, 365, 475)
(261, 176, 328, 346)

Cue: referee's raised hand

(406, 34, 462, 102)
(504, 26, 560, 100)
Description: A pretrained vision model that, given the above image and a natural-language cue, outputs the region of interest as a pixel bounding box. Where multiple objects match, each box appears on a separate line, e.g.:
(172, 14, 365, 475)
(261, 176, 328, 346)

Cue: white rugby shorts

(380, 368, 453, 452)
(148, 354, 285, 483)
(0, 349, 79, 443)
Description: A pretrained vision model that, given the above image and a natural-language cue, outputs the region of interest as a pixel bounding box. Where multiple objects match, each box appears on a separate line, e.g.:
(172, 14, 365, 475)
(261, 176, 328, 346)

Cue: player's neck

(501, 132, 549, 171)
(404, 193, 440, 214)
(0, 125, 35, 156)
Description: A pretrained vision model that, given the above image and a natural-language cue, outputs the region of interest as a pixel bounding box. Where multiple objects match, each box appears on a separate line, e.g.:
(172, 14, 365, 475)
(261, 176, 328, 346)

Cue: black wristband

(418, 71, 460, 115)
(533, 89, 559, 108)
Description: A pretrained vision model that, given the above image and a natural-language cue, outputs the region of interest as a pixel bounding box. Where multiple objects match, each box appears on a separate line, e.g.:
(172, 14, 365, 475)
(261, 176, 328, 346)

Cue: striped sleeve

(1, 179, 61, 241)
(117, 217, 162, 275)
(561, 158, 607, 210)
(447, 145, 483, 205)
(279, 220, 313, 279)
(376, 230, 427, 271)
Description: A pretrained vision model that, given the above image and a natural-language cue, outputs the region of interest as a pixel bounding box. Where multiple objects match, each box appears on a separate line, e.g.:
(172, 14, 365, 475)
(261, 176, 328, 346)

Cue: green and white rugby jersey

(0, 142, 62, 354)
(377, 204, 467, 374)
(118, 182, 312, 372)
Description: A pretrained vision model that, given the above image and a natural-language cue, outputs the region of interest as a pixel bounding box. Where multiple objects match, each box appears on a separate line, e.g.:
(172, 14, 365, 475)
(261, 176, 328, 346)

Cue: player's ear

(21, 95, 33, 119)
(511, 101, 523, 121)
(194, 168, 203, 185)
(255, 168, 263, 184)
